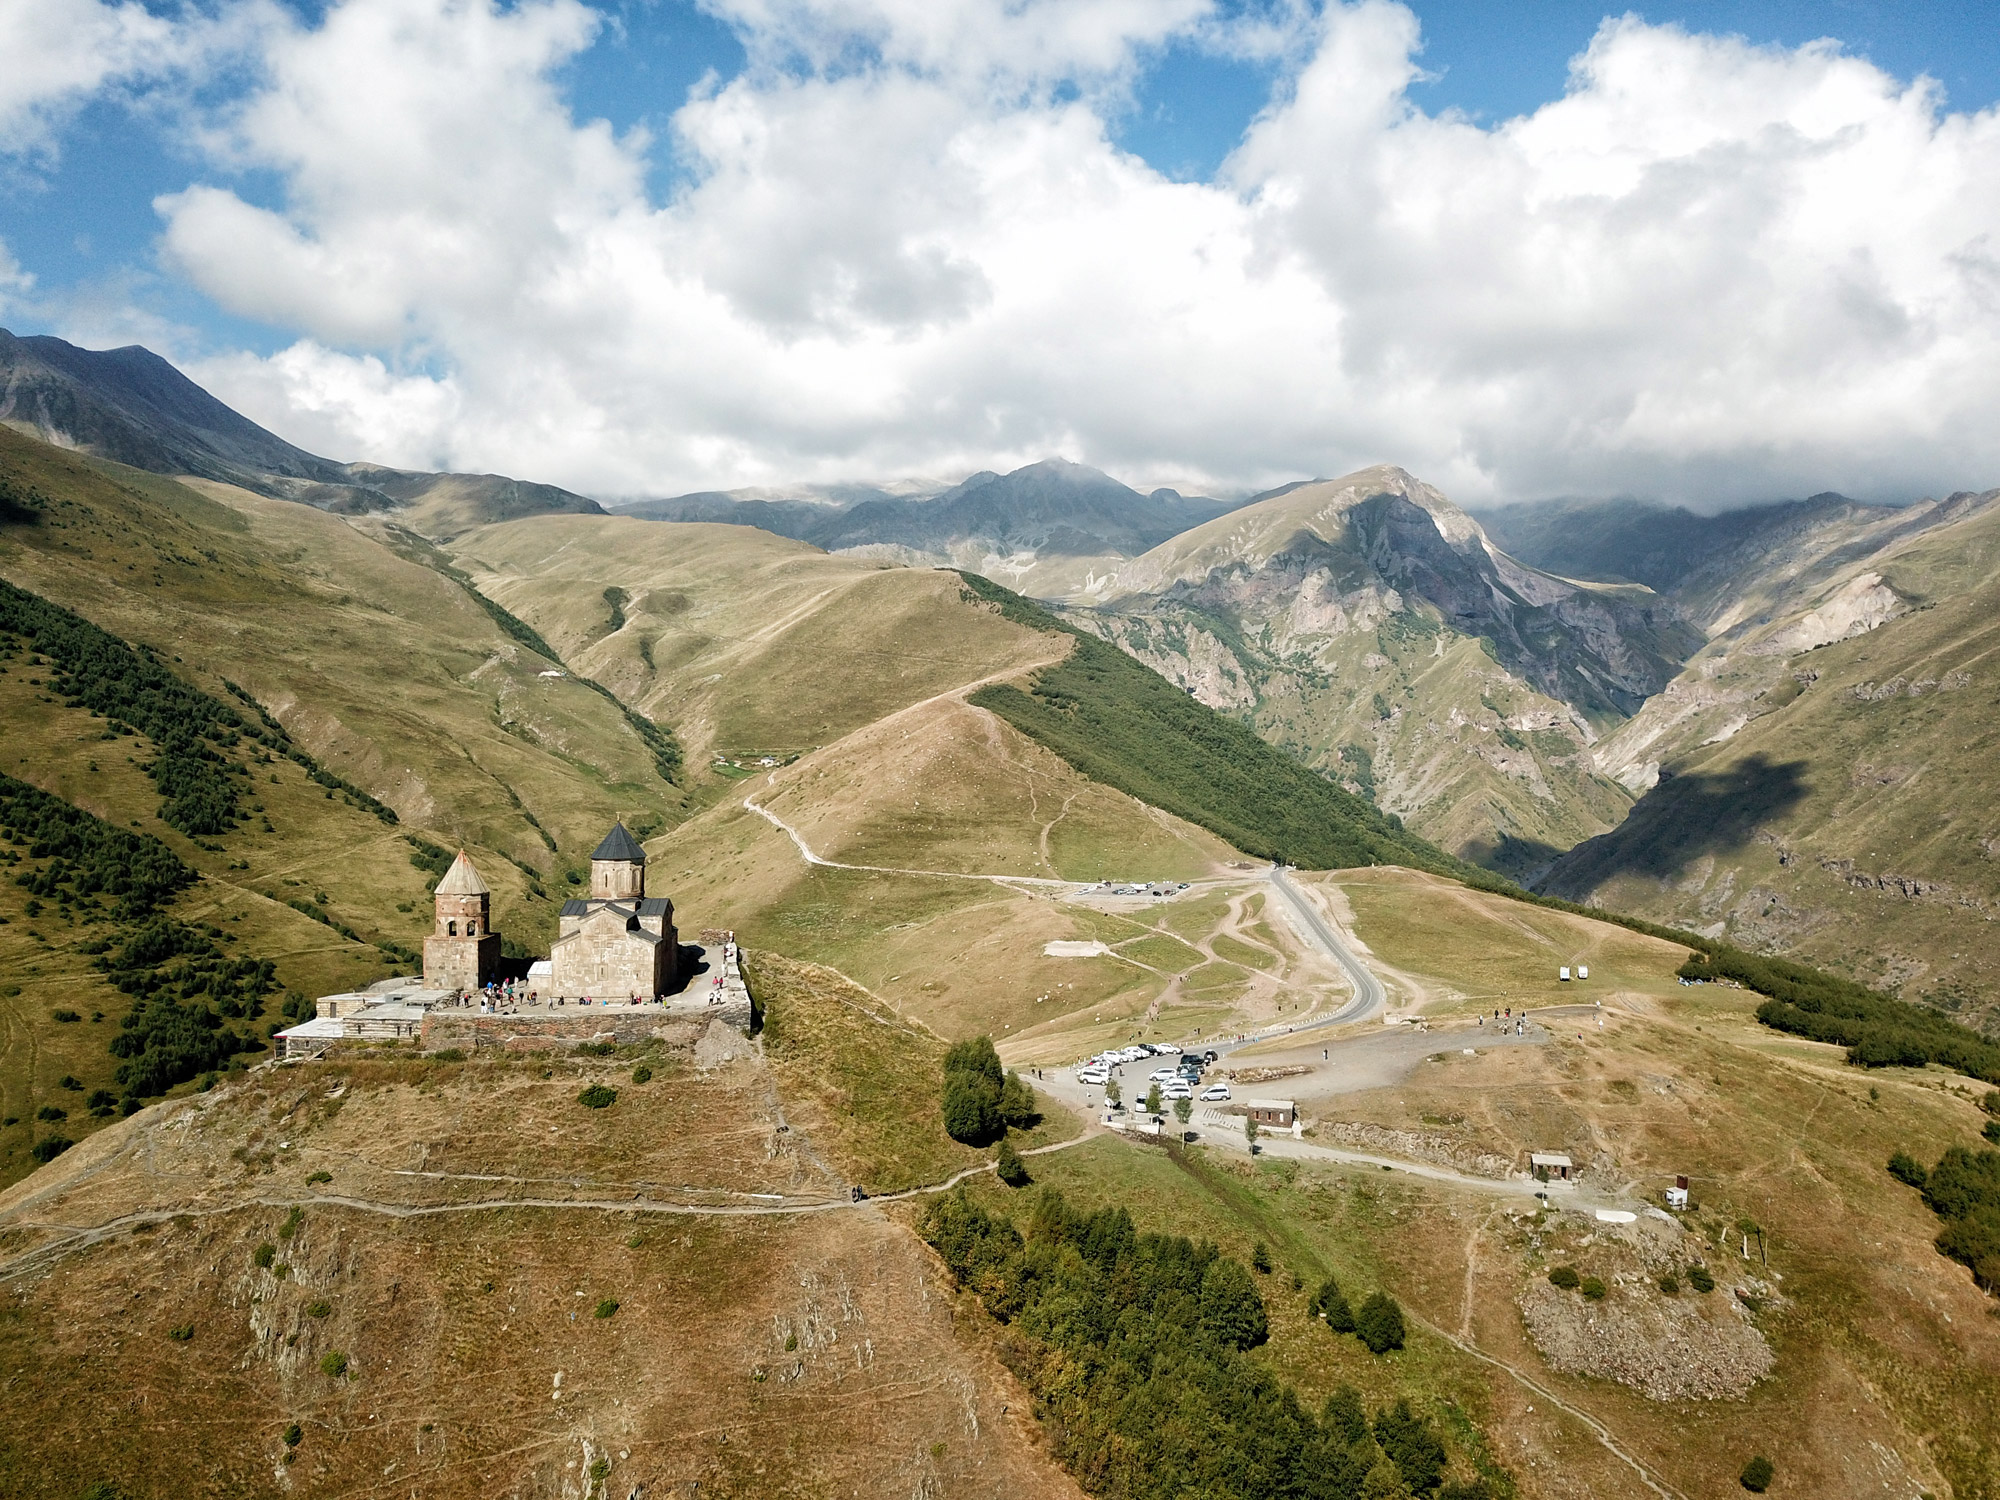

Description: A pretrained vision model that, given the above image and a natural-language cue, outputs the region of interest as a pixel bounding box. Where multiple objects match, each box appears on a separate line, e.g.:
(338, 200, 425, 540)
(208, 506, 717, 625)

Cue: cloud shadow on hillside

(1535, 753, 1809, 897)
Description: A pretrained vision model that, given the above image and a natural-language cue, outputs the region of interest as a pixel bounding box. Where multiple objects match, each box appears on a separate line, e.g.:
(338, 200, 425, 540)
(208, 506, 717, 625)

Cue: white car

(1163, 1080, 1193, 1100)
(1200, 1084, 1231, 1102)
(1148, 1067, 1181, 1083)
(1149, 1042, 1181, 1056)
(1077, 1067, 1108, 1086)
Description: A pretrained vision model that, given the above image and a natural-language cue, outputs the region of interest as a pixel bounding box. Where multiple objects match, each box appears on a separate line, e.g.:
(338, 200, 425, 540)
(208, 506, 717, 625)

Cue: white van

(1559, 966, 1571, 981)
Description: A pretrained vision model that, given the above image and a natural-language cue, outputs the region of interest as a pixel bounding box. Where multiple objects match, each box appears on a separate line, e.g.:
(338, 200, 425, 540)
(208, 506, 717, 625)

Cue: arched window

(448, 920, 457, 936)
(467, 920, 478, 935)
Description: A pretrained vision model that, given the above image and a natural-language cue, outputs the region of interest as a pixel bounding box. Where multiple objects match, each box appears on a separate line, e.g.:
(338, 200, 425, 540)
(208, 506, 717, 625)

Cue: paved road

(1264, 864, 1386, 1028)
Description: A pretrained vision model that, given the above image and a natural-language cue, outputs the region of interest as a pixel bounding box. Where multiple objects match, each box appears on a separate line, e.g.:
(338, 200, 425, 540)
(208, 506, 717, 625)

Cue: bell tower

(589, 821, 647, 900)
(423, 850, 501, 991)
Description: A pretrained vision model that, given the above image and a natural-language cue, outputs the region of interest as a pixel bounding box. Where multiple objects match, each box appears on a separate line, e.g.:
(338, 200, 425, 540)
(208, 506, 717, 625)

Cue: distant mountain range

(0, 328, 603, 536)
(621, 458, 1251, 583)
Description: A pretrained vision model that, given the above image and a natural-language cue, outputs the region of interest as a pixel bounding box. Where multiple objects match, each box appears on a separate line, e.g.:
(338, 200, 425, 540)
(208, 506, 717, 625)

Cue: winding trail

(0, 1133, 1094, 1287)
(744, 795, 1071, 889)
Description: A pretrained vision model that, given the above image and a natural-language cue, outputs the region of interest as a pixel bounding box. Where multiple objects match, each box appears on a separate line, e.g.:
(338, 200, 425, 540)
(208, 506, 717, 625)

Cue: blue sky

(3, 0, 1998, 501)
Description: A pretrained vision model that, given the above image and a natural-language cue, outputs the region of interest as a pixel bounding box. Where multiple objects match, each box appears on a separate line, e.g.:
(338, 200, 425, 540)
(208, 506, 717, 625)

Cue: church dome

(435, 850, 492, 895)
(591, 822, 647, 863)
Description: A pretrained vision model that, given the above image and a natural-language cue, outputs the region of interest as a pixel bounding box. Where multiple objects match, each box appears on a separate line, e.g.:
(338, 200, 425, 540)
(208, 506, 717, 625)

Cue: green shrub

(631, 1063, 653, 1084)
(254, 1242, 276, 1268)
(995, 1139, 1030, 1188)
(29, 1135, 72, 1164)
(319, 1350, 349, 1379)
(429, 1047, 466, 1063)
(305, 1300, 331, 1318)
(36, 1104, 67, 1122)
(278, 1205, 304, 1240)
(166, 1322, 194, 1342)
(79, 1482, 129, 1500)
(51, 1008, 81, 1023)
(594, 1299, 619, 1319)
(1373, 1398, 1446, 1494)
(305, 1170, 332, 1185)
(1985, 1120, 2000, 1148)
(58, 1074, 82, 1091)
(941, 1036, 1003, 1145)
(1548, 1264, 1581, 1290)
(1889, 1151, 1929, 1188)
(575, 1041, 616, 1057)
(1740, 1455, 1774, 1492)
(1198, 1255, 1269, 1349)
(1687, 1264, 1715, 1293)
(282, 1423, 303, 1448)
(1917, 1146, 2000, 1291)
(578, 1084, 618, 1109)
(997, 1069, 1039, 1129)
(1579, 1276, 1607, 1301)
(1309, 1275, 1354, 1332)
(1658, 1274, 1680, 1295)
(1984, 1090, 2000, 1118)
(1355, 1292, 1406, 1353)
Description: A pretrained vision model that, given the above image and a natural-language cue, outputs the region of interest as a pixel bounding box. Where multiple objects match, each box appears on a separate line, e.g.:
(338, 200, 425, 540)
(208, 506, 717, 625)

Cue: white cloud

(0, 0, 271, 160)
(116, 0, 2000, 501)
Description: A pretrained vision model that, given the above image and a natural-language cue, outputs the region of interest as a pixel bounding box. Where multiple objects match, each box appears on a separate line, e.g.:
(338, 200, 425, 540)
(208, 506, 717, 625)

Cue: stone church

(548, 821, 680, 1000)
(422, 851, 500, 991)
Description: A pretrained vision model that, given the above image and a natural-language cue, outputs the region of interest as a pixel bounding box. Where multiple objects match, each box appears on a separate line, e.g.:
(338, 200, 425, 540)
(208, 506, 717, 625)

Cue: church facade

(547, 821, 679, 1000)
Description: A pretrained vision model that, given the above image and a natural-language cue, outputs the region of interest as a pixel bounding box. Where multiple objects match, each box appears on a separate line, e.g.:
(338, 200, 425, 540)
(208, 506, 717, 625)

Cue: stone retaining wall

(420, 1009, 742, 1053)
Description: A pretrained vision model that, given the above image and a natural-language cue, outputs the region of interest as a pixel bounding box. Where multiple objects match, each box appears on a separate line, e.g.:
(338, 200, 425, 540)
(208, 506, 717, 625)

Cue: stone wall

(421, 1009, 716, 1054)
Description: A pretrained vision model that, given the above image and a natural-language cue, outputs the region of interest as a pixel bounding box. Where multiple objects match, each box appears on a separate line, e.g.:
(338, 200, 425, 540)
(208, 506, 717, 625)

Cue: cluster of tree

(923, 1188, 1494, 1499)
(101, 916, 275, 1096)
(1308, 1273, 1407, 1353)
(405, 835, 454, 889)
(1678, 947, 2000, 1086)
(0, 771, 197, 916)
(1888, 1144, 2000, 1294)
(957, 573, 1458, 873)
(940, 1034, 1038, 1146)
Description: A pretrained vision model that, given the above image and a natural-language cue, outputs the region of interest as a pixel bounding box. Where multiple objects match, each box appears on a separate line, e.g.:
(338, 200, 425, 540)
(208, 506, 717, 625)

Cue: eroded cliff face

(1054, 470, 1693, 877)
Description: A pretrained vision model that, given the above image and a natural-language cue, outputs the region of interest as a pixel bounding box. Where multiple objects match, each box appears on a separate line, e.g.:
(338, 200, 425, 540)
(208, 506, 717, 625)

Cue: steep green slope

(958, 573, 1463, 874)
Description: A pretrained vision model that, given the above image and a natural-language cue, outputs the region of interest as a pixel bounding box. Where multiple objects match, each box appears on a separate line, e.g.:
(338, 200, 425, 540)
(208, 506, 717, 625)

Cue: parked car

(1202, 1050, 1219, 1064)
(1163, 1080, 1193, 1099)
(1200, 1084, 1231, 1102)
(1148, 1067, 1181, 1083)
(1119, 1045, 1150, 1063)
(1077, 1067, 1108, 1085)
(1149, 1042, 1181, 1056)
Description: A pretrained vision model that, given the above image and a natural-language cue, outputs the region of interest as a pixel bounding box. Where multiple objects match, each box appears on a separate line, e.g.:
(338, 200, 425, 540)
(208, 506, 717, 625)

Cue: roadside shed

(1246, 1099, 1296, 1128)
(1530, 1151, 1574, 1182)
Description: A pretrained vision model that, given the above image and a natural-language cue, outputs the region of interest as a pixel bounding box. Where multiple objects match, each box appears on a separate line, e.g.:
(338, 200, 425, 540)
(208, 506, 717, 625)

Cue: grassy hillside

(443, 513, 1063, 771)
(0, 1026, 1082, 1500)
(1543, 491, 2000, 1029)
(958, 572, 1464, 874)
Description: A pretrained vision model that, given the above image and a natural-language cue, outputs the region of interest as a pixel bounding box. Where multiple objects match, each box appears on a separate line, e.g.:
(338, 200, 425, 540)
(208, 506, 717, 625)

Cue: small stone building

(1246, 1098, 1296, 1129)
(423, 851, 500, 991)
(548, 822, 679, 1000)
